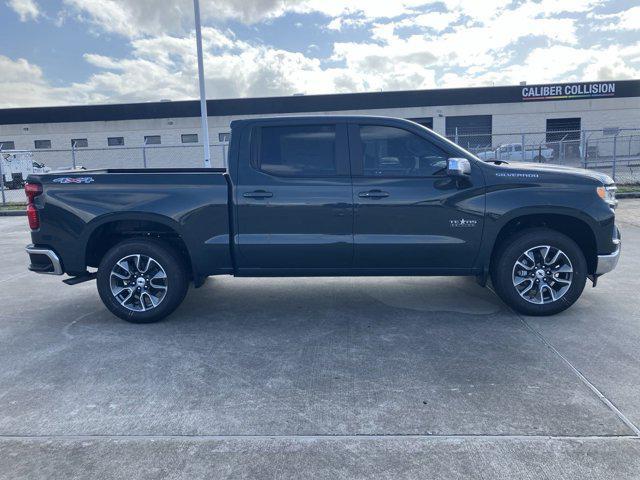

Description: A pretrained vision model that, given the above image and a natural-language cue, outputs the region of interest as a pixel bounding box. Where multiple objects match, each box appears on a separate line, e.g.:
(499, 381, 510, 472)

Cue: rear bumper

(25, 245, 63, 275)
(596, 239, 621, 275)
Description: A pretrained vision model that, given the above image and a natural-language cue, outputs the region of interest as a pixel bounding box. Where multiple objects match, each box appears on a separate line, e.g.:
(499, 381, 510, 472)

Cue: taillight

(25, 183, 42, 230)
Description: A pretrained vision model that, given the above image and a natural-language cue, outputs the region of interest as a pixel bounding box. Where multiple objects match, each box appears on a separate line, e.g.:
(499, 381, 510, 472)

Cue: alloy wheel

(512, 245, 573, 304)
(109, 254, 168, 312)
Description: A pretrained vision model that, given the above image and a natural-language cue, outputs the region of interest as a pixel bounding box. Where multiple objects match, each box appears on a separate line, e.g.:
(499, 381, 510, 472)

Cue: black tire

(491, 228, 587, 316)
(97, 239, 189, 323)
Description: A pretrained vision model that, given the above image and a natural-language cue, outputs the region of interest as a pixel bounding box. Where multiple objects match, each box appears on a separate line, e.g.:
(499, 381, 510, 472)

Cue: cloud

(61, 0, 441, 38)
(6, 0, 41, 21)
(1, 0, 639, 108)
(69, 27, 427, 102)
(591, 5, 640, 31)
(0, 56, 80, 107)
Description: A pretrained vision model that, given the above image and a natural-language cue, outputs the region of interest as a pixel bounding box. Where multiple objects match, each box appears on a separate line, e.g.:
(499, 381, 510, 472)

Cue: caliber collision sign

(522, 82, 616, 101)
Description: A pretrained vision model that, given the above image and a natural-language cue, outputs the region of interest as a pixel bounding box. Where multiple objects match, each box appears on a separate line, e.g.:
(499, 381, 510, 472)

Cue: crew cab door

(235, 119, 353, 270)
(348, 120, 485, 271)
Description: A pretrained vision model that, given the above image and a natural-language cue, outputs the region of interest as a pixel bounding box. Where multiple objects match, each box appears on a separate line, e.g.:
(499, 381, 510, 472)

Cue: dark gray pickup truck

(25, 116, 620, 322)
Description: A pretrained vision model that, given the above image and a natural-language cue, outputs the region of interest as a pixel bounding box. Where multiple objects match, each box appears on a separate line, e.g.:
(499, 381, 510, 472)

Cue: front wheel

(97, 239, 189, 323)
(492, 228, 587, 316)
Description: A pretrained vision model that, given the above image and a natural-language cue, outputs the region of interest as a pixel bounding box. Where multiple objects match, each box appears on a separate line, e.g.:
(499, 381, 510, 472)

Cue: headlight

(597, 185, 617, 206)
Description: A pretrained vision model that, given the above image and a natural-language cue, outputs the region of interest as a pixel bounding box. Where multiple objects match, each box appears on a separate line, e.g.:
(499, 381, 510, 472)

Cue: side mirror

(447, 158, 471, 177)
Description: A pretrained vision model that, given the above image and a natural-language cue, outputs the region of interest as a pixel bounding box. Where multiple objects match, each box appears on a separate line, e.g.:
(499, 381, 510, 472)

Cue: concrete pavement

(1, 202, 640, 478)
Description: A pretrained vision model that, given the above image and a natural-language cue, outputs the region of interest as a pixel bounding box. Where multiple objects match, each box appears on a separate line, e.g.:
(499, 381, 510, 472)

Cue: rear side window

(257, 125, 337, 177)
(359, 125, 449, 177)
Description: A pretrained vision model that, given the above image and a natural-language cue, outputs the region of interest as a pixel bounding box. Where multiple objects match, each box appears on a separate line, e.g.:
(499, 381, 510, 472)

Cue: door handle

(243, 190, 273, 199)
(358, 190, 389, 199)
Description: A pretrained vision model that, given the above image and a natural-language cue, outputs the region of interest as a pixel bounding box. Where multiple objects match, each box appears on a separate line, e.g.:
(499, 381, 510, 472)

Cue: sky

(0, 0, 639, 108)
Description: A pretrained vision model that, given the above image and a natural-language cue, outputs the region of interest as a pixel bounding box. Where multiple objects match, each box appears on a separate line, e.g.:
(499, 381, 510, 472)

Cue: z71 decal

(53, 177, 95, 184)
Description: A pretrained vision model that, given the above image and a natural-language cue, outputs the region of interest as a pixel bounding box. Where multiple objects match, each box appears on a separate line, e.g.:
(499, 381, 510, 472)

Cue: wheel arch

(83, 213, 194, 280)
(488, 212, 598, 275)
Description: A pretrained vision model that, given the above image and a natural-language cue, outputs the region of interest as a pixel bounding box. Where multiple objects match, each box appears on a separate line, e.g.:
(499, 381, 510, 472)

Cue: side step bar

(63, 272, 97, 285)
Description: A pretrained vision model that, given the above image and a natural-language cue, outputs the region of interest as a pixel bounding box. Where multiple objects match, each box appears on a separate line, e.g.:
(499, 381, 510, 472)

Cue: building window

(218, 132, 230, 142)
(108, 136, 125, 146)
(34, 140, 51, 149)
(0, 141, 15, 150)
(144, 135, 161, 145)
(181, 134, 198, 143)
(256, 125, 337, 177)
(71, 138, 88, 148)
(445, 115, 492, 151)
(546, 118, 581, 142)
(408, 117, 433, 129)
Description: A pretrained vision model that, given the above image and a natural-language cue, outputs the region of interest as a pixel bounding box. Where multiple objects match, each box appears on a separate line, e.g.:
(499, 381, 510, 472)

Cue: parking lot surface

(1, 202, 640, 479)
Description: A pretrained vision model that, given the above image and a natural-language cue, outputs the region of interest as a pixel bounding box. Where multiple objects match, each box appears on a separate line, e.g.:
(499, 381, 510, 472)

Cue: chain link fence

(2, 128, 639, 206)
(1, 143, 228, 205)
(448, 128, 640, 184)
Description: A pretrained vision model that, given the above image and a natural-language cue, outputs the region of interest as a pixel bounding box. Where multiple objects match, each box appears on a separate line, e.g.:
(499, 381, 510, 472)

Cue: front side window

(359, 125, 448, 177)
(258, 125, 337, 177)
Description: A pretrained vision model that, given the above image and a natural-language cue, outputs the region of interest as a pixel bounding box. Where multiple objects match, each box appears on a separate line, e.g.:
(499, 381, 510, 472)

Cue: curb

(0, 210, 26, 216)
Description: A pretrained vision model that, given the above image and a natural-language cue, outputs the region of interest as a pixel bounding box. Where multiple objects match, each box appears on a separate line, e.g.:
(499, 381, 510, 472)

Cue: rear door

(349, 120, 485, 271)
(235, 119, 353, 271)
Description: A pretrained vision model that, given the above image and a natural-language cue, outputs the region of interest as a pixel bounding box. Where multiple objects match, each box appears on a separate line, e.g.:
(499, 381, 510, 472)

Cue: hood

(496, 161, 614, 185)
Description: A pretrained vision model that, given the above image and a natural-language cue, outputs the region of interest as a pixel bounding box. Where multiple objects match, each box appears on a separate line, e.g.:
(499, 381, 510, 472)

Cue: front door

(349, 121, 485, 271)
(235, 120, 353, 271)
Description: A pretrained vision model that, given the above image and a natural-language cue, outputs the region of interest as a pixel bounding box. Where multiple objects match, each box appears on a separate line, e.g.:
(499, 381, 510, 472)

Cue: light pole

(193, 0, 211, 168)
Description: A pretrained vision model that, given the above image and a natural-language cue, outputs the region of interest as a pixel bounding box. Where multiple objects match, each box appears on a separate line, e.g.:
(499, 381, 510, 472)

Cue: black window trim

(181, 133, 199, 144)
(107, 136, 125, 147)
(34, 139, 52, 149)
(250, 123, 349, 178)
(349, 123, 455, 178)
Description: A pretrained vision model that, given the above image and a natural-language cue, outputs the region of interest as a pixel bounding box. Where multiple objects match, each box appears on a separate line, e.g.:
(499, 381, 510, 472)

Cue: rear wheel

(97, 239, 189, 323)
(492, 228, 587, 316)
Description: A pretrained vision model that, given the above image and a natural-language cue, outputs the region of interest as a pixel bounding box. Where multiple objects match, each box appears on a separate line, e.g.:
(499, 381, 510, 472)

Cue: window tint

(181, 133, 198, 143)
(258, 125, 337, 177)
(144, 135, 161, 145)
(0, 141, 15, 150)
(34, 140, 51, 149)
(71, 138, 88, 148)
(108, 136, 125, 146)
(359, 125, 448, 177)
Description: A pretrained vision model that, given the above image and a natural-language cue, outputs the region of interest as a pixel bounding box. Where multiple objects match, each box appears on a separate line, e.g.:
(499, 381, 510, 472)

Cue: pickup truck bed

(27, 168, 233, 282)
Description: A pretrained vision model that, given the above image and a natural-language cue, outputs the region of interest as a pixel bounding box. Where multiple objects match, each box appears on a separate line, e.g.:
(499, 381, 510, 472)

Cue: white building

(0, 79, 638, 169)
